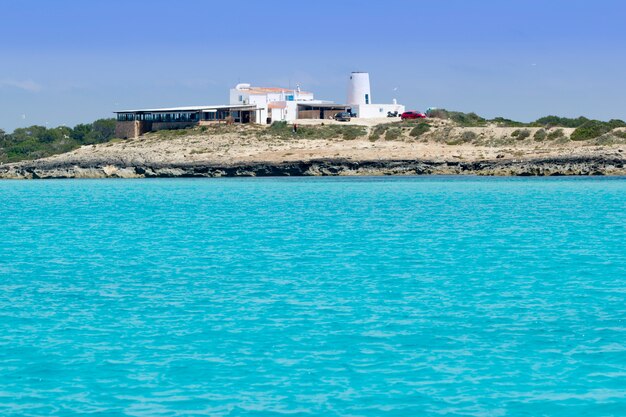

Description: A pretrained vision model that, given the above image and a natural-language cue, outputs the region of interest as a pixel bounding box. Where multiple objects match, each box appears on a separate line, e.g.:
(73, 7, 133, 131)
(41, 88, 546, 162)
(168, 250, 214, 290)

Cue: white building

(346, 72, 405, 118)
(229, 83, 337, 124)
(230, 72, 404, 123)
(115, 72, 407, 138)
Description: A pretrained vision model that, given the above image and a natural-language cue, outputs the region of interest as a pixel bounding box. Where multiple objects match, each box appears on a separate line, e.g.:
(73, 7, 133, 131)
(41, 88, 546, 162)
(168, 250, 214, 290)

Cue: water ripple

(0, 177, 625, 416)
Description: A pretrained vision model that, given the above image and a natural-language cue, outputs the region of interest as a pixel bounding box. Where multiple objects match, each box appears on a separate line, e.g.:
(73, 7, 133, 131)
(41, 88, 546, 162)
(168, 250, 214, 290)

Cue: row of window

(117, 113, 200, 122)
(117, 110, 245, 122)
(203, 110, 240, 120)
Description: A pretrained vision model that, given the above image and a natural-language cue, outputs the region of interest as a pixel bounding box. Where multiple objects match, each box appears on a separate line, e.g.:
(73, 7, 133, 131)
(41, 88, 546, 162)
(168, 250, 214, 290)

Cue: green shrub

(263, 123, 367, 141)
(547, 129, 565, 140)
(511, 129, 531, 140)
(385, 127, 402, 140)
(491, 117, 527, 127)
(534, 129, 547, 141)
(409, 123, 431, 138)
(341, 125, 367, 140)
(269, 121, 290, 135)
(534, 116, 589, 128)
(426, 109, 449, 119)
(449, 112, 486, 127)
(369, 125, 387, 141)
(571, 119, 626, 141)
(424, 108, 487, 126)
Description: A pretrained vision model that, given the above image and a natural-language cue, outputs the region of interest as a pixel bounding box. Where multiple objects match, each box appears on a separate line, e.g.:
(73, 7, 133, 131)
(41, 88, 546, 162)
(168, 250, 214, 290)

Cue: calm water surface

(0, 177, 625, 416)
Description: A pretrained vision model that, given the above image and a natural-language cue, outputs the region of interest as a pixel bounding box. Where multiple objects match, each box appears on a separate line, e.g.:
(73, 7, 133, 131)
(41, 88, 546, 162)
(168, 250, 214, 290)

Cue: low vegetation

(511, 129, 531, 141)
(262, 121, 367, 141)
(460, 131, 478, 143)
(0, 119, 116, 163)
(534, 116, 589, 128)
(2, 111, 625, 165)
(430, 109, 626, 138)
(369, 125, 387, 141)
(534, 129, 547, 141)
(384, 127, 402, 141)
(547, 129, 565, 141)
(570, 119, 626, 141)
(409, 123, 431, 138)
(614, 130, 626, 140)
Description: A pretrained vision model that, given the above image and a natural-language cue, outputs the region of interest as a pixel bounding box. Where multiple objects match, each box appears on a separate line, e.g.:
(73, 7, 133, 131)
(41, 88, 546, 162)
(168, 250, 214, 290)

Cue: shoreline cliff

(1, 156, 625, 179)
(2, 121, 625, 179)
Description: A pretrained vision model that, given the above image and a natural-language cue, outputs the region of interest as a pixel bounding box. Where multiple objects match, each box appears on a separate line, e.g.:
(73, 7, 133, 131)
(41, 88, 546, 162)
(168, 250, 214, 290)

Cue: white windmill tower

(347, 72, 372, 105)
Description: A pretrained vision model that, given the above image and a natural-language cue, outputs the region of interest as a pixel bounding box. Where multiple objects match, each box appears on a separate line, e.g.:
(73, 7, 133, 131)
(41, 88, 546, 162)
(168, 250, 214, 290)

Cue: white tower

(347, 72, 371, 105)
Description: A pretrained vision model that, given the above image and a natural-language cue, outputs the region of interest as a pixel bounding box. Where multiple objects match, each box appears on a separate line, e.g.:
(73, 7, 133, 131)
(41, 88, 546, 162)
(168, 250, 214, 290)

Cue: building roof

(114, 104, 258, 113)
(239, 86, 312, 95)
(297, 103, 349, 108)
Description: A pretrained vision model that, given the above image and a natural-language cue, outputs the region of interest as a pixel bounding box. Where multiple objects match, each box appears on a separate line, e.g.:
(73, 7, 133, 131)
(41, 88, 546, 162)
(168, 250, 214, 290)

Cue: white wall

(347, 72, 372, 105)
(270, 107, 283, 122)
(249, 95, 267, 107)
(230, 86, 318, 123)
(230, 89, 250, 105)
(353, 104, 406, 118)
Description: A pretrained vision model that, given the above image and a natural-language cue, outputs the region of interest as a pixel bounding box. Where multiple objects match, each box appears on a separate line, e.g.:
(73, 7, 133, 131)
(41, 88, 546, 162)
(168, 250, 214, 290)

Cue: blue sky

(1, 0, 624, 131)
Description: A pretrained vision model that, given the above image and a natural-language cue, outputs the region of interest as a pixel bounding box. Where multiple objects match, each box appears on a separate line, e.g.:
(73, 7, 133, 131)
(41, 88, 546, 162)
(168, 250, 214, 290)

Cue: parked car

(334, 112, 351, 122)
(401, 111, 427, 120)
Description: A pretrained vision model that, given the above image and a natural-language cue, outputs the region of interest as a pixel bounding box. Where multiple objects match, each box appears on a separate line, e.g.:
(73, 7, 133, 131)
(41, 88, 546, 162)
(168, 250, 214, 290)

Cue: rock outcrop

(1, 156, 624, 179)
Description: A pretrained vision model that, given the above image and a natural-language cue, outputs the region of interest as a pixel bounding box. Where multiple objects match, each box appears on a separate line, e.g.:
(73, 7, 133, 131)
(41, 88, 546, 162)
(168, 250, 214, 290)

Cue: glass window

(365, 94, 370, 104)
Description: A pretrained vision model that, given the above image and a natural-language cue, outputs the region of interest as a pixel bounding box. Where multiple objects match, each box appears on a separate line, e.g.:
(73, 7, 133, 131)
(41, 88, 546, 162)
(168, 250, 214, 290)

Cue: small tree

(85, 119, 116, 144)
(71, 123, 93, 143)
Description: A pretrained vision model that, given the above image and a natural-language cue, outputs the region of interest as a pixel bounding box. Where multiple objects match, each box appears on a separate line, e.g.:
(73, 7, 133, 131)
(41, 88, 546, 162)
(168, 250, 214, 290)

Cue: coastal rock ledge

(1, 156, 625, 179)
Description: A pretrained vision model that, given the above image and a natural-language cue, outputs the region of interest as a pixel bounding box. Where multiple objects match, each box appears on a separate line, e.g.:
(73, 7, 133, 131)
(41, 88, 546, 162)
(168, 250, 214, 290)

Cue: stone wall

(116, 121, 197, 138)
(115, 121, 138, 139)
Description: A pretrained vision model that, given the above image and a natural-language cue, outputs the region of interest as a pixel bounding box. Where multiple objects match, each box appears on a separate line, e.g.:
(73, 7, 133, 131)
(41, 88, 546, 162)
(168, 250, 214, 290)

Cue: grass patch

(263, 122, 367, 141)
(447, 131, 477, 145)
(613, 130, 626, 139)
(385, 127, 402, 141)
(592, 134, 626, 146)
(461, 131, 477, 142)
(409, 123, 431, 138)
(369, 125, 387, 141)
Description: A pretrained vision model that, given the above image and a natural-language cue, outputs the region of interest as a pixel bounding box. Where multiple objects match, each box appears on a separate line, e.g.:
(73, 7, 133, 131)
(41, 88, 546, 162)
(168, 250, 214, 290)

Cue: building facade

(114, 72, 405, 138)
(346, 71, 405, 118)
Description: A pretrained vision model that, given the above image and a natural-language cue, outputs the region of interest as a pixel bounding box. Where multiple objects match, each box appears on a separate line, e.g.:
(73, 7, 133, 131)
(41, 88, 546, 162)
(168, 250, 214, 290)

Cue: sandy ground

(30, 122, 624, 168)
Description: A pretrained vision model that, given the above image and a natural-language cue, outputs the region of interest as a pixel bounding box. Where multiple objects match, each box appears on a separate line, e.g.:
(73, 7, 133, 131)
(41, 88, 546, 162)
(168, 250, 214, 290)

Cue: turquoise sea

(0, 177, 625, 416)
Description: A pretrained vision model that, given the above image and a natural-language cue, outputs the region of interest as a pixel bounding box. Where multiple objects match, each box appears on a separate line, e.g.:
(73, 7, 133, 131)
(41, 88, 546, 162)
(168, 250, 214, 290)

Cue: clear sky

(1, 0, 624, 131)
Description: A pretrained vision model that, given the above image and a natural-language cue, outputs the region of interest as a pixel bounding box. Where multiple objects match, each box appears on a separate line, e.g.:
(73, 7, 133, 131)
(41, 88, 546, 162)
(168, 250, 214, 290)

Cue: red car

(401, 111, 427, 120)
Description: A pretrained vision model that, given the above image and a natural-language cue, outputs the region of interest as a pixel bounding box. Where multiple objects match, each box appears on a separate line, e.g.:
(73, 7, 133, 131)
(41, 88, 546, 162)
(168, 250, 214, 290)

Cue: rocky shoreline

(1, 155, 625, 179)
